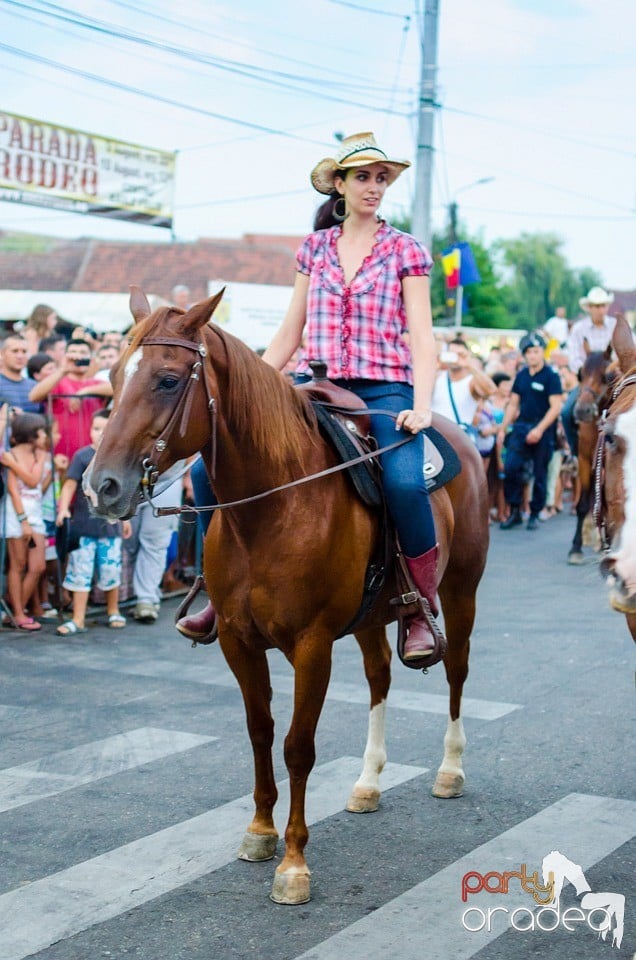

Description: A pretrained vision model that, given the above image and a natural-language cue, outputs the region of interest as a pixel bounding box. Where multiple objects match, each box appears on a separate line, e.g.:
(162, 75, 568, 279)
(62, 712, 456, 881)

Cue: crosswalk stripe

(0, 727, 216, 813)
(293, 793, 636, 960)
(16, 647, 520, 719)
(0, 757, 426, 960)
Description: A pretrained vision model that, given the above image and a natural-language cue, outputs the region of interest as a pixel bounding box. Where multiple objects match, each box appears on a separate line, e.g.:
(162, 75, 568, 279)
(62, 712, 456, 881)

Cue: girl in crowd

(1, 412, 48, 630)
(22, 304, 58, 357)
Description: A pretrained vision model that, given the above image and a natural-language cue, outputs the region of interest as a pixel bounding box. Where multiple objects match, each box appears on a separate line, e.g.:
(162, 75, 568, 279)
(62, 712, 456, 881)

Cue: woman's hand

(395, 408, 432, 434)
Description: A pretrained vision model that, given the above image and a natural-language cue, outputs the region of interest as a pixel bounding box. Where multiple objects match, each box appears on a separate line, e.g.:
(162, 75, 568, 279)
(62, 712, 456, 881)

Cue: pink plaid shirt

(296, 221, 433, 383)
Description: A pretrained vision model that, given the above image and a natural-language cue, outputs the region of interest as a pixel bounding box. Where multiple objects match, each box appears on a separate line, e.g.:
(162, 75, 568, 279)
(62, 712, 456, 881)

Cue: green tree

(391, 213, 510, 328)
(494, 232, 604, 329)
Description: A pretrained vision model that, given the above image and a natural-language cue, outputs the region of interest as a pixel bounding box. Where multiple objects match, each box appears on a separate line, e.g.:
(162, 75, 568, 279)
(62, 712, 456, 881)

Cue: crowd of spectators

(431, 285, 623, 531)
(0, 302, 191, 635)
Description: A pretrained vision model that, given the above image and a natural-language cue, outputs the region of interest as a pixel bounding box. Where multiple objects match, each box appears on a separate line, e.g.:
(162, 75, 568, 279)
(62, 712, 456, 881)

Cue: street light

(448, 177, 495, 242)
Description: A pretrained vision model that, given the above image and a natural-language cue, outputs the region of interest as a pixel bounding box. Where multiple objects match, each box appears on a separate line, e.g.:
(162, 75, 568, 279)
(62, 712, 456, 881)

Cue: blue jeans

(503, 423, 555, 515)
(191, 380, 436, 557)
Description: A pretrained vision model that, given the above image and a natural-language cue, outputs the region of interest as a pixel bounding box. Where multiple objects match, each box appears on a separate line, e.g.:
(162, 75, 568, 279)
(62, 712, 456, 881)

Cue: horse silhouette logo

(541, 850, 625, 949)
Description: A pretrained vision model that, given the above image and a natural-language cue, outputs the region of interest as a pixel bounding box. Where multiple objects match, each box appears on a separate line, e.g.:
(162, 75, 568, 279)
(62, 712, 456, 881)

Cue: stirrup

(391, 593, 447, 671)
(175, 575, 218, 646)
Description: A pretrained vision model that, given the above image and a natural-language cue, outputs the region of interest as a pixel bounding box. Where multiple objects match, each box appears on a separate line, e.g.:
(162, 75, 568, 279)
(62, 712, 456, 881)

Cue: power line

(0, 41, 324, 140)
(3, 0, 412, 106)
(441, 102, 636, 160)
(326, 0, 410, 20)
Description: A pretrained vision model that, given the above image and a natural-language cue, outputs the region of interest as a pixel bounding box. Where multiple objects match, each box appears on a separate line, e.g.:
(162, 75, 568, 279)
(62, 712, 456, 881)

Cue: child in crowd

(1, 412, 48, 631)
(33, 418, 68, 619)
(55, 409, 131, 636)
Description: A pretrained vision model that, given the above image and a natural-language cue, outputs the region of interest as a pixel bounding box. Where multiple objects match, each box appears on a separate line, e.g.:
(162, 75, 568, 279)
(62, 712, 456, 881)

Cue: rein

(153, 427, 414, 519)
(133, 331, 416, 517)
(593, 371, 636, 550)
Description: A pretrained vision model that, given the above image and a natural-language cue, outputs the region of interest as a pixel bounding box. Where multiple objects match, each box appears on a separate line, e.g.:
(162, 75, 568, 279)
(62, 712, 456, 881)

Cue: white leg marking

(437, 717, 466, 780)
(612, 405, 636, 593)
(353, 700, 387, 794)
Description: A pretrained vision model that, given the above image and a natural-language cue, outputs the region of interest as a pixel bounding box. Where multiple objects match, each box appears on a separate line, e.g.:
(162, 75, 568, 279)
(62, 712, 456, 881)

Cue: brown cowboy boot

(403, 546, 444, 660)
(176, 598, 218, 644)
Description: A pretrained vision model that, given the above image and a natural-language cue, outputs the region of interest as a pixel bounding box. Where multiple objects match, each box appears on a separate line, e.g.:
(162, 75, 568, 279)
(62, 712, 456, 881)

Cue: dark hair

(39, 333, 66, 352)
(449, 337, 469, 350)
(9, 412, 47, 446)
(1, 333, 26, 349)
(66, 338, 91, 351)
(27, 352, 55, 378)
(492, 372, 512, 386)
(91, 407, 110, 424)
(313, 169, 351, 231)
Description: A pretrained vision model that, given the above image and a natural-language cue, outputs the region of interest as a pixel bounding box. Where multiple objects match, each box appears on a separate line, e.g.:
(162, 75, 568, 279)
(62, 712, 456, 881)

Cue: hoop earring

(333, 196, 347, 222)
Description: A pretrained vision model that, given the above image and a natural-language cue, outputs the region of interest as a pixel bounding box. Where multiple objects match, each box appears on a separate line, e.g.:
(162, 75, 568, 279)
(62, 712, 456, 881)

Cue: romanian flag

(441, 246, 461, 289)
(441, 242, 481, 287)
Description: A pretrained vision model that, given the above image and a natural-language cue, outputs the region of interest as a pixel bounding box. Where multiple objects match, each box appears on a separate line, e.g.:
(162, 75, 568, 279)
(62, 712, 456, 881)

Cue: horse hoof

(346, 787, 380, 813)
(567, 551, 585, 565)
(237, 831, 278, 862)
(609, 590, 636, 615)
(270, 866, 311, 905)
(432, 771, 464, 798)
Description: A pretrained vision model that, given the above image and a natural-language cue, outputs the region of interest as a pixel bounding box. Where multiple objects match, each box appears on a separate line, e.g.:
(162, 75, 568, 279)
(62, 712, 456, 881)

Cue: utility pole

(411, 0, 440, 248)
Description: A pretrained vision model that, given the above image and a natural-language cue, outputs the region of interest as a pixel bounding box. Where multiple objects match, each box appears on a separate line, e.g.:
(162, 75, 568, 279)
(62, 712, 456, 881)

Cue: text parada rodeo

(0, 112, 99, 195)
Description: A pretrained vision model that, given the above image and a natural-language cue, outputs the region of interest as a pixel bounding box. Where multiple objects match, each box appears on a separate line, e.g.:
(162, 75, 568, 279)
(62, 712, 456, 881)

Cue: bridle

(131, 330, 416, 517)
(593, 371, 636, 551)
(134, 335, 218, 505)
(575, 371, 615, 424)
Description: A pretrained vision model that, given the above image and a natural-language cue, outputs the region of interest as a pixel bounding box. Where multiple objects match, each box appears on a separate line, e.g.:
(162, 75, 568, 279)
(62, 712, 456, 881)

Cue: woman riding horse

(179, 132, 443, 662)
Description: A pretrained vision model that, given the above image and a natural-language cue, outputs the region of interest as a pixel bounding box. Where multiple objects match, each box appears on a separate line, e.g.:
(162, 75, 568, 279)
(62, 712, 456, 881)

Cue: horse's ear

(179, 288, 226, 334)
(613, 313, 636, 374)
(130, 286, 151, 324)
(583, 337, 591, 355)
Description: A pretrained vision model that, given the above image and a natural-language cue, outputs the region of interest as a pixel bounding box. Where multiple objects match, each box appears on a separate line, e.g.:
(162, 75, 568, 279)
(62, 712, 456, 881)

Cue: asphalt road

(0, 508, 634, 960)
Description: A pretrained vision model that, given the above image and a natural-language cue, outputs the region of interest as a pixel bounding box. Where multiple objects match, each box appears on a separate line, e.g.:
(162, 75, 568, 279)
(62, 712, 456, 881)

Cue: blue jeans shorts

(63, 536, 123, 592)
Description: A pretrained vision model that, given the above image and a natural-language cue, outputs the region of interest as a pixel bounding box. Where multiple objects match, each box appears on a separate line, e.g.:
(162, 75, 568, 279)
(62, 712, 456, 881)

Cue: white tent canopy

(0, 291, 168, 334)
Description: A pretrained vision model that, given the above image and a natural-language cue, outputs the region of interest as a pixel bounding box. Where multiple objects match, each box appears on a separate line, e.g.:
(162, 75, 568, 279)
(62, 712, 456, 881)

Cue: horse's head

(89, 286, 224, 519)
(598, 314, 636, 614)
(574, 344, 616, 424)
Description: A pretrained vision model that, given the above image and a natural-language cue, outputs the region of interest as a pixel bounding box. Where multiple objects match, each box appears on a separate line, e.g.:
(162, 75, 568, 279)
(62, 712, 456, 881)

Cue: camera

(440, 350, 458, 364)
(74, 358, 91, 367)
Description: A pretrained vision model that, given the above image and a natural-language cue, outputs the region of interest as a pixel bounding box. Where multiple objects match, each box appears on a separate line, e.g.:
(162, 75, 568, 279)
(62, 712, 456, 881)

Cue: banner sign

(0, 110, 175, 228)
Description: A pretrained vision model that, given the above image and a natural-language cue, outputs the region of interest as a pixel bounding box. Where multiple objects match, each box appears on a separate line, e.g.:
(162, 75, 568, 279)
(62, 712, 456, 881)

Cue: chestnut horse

(568, 345, 616, 564)
(596, 314, 636, 643)
(89, 289, 489, 904)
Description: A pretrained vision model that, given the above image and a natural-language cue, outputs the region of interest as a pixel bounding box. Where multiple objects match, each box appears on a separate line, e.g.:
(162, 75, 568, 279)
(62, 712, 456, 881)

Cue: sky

(1, 0, 635, 291)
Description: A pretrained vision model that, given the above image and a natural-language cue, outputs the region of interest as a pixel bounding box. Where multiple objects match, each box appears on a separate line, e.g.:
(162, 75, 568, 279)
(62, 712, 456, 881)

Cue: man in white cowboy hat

(558, 286, 616, 456)
(567, 286, 616, 375)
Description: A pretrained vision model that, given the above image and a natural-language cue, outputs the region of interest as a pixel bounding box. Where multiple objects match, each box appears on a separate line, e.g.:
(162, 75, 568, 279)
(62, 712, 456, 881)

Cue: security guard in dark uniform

(498, 333, 563, 530)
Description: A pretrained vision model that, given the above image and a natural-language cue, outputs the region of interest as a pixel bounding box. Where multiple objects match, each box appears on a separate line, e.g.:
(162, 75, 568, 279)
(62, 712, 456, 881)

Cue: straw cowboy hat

(579, 286, 614, 310)
(310, 132, 410, 195)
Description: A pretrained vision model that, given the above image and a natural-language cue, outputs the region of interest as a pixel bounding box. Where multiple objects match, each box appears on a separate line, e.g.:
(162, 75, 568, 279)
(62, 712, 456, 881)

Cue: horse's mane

(119, 308, 317, 468)
(205, 324, 317, 469)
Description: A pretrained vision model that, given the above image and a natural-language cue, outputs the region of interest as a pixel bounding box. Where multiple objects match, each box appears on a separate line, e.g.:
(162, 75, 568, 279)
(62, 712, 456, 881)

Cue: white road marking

(0, 758, 426, 960)
(293, 793, 636, 960)
(0, 727, 216, 813)
(16, 647, 520, 719)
